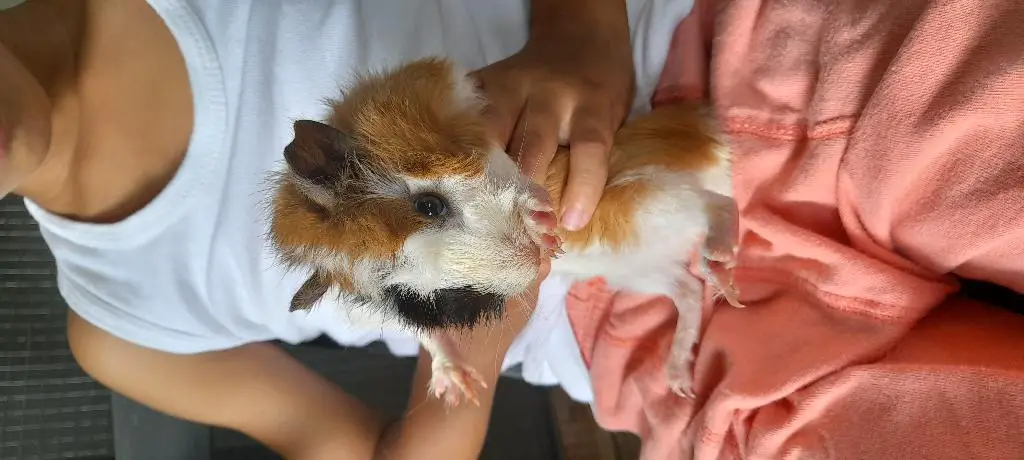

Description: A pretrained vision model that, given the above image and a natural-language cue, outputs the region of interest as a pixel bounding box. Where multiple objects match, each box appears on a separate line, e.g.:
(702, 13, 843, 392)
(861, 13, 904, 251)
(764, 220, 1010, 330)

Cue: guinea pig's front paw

(520, 182, 563, 257)
(527, 210, 563, 256)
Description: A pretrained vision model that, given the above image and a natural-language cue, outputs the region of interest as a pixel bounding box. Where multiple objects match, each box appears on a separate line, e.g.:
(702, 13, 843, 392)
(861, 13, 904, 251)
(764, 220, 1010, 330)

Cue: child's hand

(472, 0, 635, 232)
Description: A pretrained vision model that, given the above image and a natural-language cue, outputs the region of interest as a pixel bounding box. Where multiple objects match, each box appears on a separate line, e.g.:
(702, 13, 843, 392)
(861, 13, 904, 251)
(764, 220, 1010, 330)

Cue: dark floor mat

(0, 197, 114, 460)
(0, 196, 562, 459)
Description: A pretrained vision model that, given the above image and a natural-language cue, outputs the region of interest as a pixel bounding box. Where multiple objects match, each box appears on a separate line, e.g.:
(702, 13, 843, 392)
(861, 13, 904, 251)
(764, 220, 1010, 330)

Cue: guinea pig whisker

(515, 107, 529, 171)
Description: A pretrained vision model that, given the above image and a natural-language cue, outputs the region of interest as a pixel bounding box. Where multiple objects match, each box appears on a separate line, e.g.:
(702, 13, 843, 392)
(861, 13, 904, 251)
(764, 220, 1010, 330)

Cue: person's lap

(566, 0, 1024, 458)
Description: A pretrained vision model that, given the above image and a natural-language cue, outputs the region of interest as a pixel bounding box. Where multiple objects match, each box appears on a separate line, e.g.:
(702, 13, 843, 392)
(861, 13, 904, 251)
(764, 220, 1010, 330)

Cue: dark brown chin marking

(382, 284, 505, 330)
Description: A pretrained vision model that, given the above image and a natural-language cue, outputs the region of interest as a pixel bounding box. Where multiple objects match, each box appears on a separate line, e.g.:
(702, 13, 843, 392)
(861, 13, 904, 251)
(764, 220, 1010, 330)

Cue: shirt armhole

(56, 272, 248, 355)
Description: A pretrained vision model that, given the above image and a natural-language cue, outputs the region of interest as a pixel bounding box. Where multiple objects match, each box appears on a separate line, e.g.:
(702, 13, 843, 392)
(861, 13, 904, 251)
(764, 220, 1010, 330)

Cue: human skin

(473, 0, 634, 231)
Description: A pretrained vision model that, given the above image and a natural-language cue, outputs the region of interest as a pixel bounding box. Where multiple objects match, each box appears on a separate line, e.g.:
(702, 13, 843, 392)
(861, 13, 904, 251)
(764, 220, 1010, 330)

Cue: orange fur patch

(327, 58, 490, 180)
(609, 103, 724, 174)
(270, 180, 428, 263)
(545, 151, 650, 250)
(272, 58, 496, 267)
(546, 103, 725, 251)
(326, 270, 356, 295)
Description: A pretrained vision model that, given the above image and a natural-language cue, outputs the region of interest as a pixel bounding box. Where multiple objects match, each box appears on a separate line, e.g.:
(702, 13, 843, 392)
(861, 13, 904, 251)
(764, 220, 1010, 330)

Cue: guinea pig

(267, 57, 741, 405)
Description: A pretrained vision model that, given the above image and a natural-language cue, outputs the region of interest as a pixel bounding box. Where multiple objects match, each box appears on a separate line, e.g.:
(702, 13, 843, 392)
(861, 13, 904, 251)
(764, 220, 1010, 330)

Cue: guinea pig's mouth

(381, 284, 506, 330)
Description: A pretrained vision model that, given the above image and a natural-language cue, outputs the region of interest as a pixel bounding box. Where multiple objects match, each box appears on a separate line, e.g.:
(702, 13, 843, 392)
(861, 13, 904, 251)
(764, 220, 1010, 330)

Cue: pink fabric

(567, 0, 1024, 458)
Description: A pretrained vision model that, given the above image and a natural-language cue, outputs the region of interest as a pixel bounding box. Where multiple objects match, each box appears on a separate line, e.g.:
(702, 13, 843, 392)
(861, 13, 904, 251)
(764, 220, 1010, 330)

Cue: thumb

(560, 115, 612, 231)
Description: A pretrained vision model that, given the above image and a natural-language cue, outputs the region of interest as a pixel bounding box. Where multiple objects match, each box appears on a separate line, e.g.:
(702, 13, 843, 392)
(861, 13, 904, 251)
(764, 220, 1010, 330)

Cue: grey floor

(0, 195, 564, 460)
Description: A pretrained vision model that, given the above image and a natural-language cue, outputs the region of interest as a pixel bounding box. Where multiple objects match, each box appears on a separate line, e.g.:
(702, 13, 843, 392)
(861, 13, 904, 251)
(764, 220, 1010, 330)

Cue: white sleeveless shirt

(24, 0, 693, 403)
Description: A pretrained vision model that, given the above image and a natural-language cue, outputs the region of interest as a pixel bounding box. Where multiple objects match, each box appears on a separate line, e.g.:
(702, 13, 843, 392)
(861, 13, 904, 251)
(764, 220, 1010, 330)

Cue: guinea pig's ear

(290, 270, 330, 312)
(283, 120, 355, 208)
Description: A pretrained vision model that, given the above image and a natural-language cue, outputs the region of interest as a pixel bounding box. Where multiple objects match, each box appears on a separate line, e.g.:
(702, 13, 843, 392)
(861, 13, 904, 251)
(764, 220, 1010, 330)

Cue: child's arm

(66, 279, 540, 460)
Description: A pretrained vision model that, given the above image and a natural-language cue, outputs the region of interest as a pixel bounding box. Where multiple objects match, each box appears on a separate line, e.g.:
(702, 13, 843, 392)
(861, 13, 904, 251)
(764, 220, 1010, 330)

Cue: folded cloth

(566, 0, 1024, 458)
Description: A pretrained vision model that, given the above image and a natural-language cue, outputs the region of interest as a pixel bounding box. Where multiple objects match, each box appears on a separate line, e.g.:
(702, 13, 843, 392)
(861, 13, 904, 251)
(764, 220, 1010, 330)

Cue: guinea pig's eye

(413, 193, 448, 218)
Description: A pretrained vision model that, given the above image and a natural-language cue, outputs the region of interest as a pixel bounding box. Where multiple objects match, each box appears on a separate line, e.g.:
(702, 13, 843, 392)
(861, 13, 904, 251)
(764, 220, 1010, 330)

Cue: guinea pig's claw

(521, 182, 563, 259)
(540, 233, 565, 258)
(539, 233, 562, 251)
(545, 241, 566, 260)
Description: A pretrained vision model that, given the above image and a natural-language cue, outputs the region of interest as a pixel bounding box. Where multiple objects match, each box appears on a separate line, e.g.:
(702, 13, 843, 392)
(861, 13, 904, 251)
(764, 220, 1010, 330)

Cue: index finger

(480, 93, 519, 150)
(509, 99, 564, 184)
(468, 69, 521, 150)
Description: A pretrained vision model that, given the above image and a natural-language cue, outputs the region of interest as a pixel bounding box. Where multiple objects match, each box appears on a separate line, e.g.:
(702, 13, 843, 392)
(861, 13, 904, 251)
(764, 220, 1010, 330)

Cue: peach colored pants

(567, 0, 1024, 458)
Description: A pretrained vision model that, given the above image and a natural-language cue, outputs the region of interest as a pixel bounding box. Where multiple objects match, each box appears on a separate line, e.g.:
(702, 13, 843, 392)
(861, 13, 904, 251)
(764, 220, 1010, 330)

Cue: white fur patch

(700, 143, 734, 197)
(447, 62, 486, 114)
(392, 170, 538, 299)
(551, 169, 709, 293)
(485, 147, 522, 185)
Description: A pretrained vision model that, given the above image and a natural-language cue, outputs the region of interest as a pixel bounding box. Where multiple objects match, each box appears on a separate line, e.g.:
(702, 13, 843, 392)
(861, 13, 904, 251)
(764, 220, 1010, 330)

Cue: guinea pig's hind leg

(663, 276, 705, 398)
(420, 335, 488, 408)
(700, 191, 744, 308)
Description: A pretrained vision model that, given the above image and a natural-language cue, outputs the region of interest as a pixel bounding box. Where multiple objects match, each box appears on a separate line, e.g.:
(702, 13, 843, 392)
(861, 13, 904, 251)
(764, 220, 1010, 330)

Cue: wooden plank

(549, 388, 640, 460)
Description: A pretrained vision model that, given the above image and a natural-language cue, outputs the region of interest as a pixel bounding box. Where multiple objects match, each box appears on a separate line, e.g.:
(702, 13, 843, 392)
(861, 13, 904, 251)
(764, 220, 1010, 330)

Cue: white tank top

(24, 0, 693, 402)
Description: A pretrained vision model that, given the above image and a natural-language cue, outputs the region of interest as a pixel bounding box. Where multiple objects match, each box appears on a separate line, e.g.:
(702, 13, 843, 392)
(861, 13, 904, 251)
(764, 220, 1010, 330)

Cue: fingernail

(561, 206, 588, 231)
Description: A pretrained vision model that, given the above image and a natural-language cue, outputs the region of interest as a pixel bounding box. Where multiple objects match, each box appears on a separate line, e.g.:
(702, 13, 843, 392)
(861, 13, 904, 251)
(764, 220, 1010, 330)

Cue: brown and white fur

(266, 57, 741, 406)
